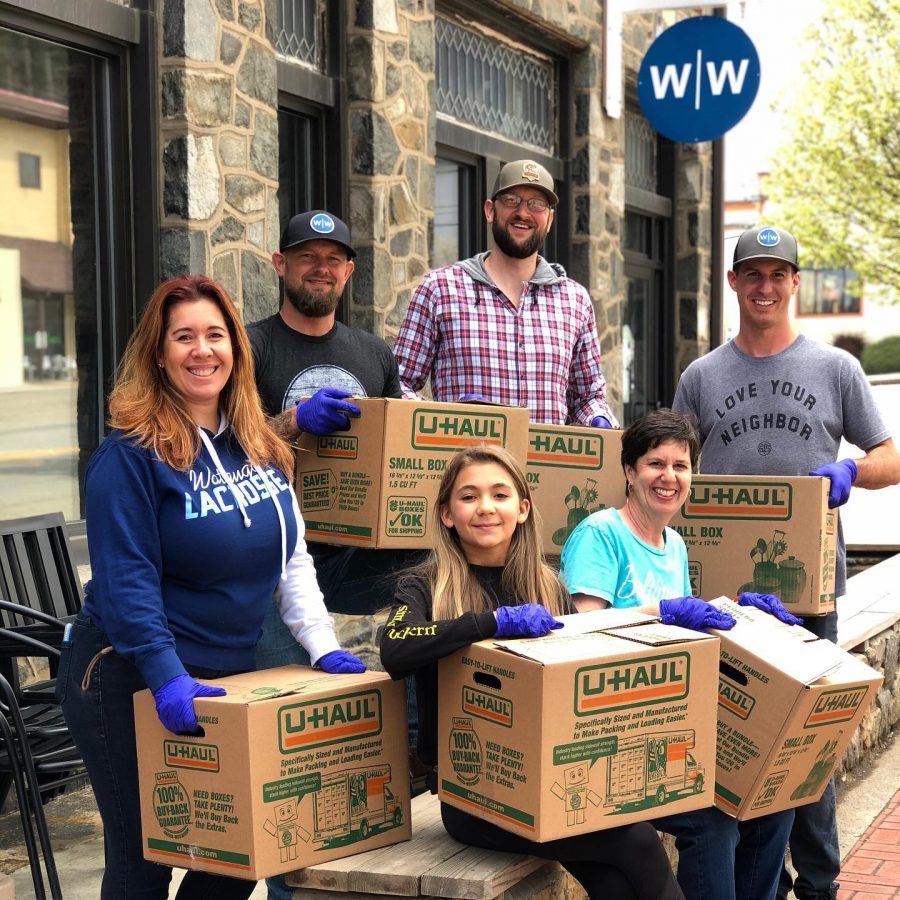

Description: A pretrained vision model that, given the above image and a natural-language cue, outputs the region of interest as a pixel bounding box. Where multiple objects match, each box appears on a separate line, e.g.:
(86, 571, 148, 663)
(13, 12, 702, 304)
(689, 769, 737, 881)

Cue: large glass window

(433, 156, 478, 268)
(797, 268, 861, 316)
(0, 27, 121, 522)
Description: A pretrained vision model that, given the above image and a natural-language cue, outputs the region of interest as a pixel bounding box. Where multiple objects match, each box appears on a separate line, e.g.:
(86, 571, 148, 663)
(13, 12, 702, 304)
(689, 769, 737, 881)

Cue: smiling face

(273, 239, 355, 319)
(439, 461, 530, 566)
(161, 298, 233, 426)
(728, 257, 799, 336)
(485, 186, 555, 260)
(624, 438, 692, 527)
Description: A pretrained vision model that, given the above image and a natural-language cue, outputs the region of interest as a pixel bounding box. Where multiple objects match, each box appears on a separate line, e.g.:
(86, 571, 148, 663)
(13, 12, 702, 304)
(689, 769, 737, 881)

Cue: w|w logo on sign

(638, 16, 760, 144)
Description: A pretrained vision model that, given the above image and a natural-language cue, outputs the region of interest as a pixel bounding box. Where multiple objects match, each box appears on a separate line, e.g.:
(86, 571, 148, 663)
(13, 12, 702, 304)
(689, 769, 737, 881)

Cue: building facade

(0, 0, 717, 525)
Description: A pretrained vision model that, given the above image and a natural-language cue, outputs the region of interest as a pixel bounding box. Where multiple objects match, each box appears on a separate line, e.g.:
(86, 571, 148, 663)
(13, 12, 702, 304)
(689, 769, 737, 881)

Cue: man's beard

(492, 218, 547, 259)
(285, 283, 341, 318)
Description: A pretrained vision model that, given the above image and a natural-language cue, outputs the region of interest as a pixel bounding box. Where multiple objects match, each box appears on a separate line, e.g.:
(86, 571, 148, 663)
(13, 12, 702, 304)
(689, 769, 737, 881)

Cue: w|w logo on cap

(756, 227, 781, 247)
(310, 213, 335, 234)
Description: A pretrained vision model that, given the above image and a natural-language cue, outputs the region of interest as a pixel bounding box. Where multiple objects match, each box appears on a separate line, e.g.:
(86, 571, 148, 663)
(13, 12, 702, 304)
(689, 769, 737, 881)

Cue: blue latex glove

(153, 673, 226, 734)
(458, 393, 489, 403)
(495, 604, 564, 638)
(295, 388, 361, 435)
(738, 592, 804, 625)
(659, 597, 736, 632)
(591, 416, 613, 429)
(317, 649, 367, 674)
(809, 458, 858, 508)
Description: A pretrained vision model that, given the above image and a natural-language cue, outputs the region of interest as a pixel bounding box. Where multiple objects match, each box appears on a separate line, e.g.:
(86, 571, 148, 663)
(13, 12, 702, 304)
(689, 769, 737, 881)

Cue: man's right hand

(295, 388, 361, 435)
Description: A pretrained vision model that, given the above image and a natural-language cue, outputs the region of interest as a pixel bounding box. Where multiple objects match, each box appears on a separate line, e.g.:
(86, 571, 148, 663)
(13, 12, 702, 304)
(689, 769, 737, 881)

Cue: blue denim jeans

(778, 611, 840, 899)
(58, 613, 257, 900)
(654, 805, 795, 900)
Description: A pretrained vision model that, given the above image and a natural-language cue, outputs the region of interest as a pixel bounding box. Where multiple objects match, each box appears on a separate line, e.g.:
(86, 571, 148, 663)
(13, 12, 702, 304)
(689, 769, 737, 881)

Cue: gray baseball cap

(280, 210, 356, 258)
(733, 226, 798, 270)
(491, 160, 559, 206)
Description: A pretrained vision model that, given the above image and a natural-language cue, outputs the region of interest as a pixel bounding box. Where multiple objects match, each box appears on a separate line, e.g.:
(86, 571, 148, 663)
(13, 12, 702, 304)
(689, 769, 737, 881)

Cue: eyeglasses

(494, 193, 554, 213)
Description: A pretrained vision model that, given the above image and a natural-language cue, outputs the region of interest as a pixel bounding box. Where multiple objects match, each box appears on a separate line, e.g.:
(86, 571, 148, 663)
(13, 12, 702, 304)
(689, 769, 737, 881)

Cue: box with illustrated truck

(605, 729, 705, 809)
(437, 609, 719, 842)
(525, 424, 625, 557)
(134, 668, 410, 880)
(670, 474, 837, 617)
(707, 599, 882, 820)
(294, 399, 530, 550)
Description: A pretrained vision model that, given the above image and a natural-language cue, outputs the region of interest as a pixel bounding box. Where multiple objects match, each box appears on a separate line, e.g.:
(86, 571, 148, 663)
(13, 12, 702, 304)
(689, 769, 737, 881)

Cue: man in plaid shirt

(394, 159, 618, 427)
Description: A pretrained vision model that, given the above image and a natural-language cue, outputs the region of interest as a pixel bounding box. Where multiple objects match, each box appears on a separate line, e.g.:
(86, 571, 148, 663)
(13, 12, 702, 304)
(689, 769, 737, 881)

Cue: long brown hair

(108, 274, 293, 474)
(411, 444, 567, 620)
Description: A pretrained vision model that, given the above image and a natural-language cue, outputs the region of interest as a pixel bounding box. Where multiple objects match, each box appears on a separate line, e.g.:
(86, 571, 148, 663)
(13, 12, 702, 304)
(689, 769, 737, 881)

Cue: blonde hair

(108, 274, 293, 475)
(409, 444, 567, 620)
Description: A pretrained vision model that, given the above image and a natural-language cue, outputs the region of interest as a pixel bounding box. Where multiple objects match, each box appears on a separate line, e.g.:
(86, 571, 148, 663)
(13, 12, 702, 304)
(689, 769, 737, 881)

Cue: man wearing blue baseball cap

(673, 225, 900, 900)
(247, 211, 418, 900)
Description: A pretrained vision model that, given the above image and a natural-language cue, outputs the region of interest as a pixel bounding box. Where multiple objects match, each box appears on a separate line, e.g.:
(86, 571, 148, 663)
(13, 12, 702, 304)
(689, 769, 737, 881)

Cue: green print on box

(153, 772, 191, 839)
(449, 717, 483, 786)
(552, 478, 607, 547)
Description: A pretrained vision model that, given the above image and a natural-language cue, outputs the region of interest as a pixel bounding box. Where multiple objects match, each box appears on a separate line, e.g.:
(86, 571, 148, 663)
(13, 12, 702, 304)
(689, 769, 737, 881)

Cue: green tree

(765, 0, 900, 294)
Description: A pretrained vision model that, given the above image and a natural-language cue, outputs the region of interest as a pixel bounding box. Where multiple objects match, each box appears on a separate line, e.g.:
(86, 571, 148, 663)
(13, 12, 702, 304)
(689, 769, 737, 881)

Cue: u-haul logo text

(411, 410, 506, 450)
(527, 429, 602, 469)
(804, 688, 868, 728)
(682, 481, 792, 520)
(164, 740, 220, 772)
(278, 690, 382, 753)
(316, 435, 358, 459)
(575, 653, 689, 715)
(718, 679, 755, 720)
(462, 686, 513, 727)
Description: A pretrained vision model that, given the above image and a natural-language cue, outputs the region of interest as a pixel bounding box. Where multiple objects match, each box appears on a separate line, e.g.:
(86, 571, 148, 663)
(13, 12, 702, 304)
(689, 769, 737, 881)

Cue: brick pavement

(839, 789, 900, 898)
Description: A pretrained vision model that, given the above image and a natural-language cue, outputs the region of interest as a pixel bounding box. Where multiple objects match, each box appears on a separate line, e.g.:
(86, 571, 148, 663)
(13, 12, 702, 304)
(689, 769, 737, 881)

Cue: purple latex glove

(591, 416, 613, 429)
(659, 597, 736, 632)
(458, 393, 489, 403)
(495, 604, 564, 638)
(153, 673, 226, 734)
(809, 458, 858, 508)
(317, 649, 367, 674)
(738, 592, 804, 625)
(295, 387, 361, 435)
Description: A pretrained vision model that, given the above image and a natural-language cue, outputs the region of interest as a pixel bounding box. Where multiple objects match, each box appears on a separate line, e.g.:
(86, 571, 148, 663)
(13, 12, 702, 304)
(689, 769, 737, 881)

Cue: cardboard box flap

(558, 608, 657, 632)
(710, 602, 846, 684)
(196, 667, 388, 703)
(487, 628, 655, 664)
(609, 622, 719, 646)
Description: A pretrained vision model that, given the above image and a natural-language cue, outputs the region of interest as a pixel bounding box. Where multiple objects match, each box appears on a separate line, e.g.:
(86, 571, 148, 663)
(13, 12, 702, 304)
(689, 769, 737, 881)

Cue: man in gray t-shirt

(674, 225, 900, 900)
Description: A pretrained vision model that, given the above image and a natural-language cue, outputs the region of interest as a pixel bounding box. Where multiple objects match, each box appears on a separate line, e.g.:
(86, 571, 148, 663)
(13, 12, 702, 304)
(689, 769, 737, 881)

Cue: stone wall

(158, 0, 280, 321)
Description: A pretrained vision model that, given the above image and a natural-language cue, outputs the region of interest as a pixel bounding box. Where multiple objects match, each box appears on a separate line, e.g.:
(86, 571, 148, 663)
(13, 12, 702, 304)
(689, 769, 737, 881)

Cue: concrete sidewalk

(2, 734, 898, 899)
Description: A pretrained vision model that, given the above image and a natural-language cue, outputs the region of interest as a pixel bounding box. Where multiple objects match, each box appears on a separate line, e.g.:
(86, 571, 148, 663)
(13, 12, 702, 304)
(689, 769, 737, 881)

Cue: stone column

(345, 0, 434, 340)
(159, 0, 280, 320)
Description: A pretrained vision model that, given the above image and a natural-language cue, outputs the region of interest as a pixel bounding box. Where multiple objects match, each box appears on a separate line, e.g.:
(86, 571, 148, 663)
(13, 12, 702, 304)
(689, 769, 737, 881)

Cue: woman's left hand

(317, 649, 367, 674)
(737, 592, 804, 625)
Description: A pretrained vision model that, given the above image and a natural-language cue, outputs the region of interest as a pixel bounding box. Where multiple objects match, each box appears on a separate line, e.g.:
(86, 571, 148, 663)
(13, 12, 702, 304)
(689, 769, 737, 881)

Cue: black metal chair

(0, 621, 75, 899)
(0, 513, 86, 899)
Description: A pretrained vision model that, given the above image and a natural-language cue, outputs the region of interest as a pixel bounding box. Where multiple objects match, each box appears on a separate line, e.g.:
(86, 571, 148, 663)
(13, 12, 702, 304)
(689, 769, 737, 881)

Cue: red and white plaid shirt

(394, 255, 617, 426)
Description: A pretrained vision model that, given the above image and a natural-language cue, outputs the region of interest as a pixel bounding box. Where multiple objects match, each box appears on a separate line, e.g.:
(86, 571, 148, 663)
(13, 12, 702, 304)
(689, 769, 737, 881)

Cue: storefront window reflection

(0, 28, 105, 521)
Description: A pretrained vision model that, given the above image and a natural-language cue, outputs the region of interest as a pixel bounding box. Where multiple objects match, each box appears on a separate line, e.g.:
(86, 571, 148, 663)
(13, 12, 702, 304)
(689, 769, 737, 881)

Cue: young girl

(380, 444, 684, 900)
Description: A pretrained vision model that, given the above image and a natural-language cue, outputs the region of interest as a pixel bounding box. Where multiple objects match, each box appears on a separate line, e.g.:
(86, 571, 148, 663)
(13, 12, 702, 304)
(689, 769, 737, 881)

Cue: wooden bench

(284, 793, 570, 900)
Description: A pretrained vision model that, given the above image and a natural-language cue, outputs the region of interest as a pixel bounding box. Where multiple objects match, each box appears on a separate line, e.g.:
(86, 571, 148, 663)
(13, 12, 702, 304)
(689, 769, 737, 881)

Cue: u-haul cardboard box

(709, 599, 882, 820)
(526, 425, 625, 557)
(294, 399, 529, 549)
(437, 610, 719, 842)
(671, 475, 838, 617)
(135, 668, 410, 880)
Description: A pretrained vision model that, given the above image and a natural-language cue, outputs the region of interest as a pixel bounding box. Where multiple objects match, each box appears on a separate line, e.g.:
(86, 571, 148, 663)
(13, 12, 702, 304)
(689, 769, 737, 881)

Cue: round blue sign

(638, 16, 760, 144)
(310, 213, 335, 234)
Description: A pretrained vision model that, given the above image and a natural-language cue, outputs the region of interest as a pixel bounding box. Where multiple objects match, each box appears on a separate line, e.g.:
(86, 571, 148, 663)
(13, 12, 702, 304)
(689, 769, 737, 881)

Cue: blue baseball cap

(280, 210, 355, 258)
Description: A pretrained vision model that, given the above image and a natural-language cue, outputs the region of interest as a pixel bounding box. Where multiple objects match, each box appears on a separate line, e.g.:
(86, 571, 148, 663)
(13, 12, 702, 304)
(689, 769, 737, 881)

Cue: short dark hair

(621, 408, 701, 476)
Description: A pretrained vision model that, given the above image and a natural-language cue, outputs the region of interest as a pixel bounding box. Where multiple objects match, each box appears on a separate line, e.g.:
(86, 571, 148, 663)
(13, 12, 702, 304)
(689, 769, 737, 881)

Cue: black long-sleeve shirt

(380, 565, 571, 767)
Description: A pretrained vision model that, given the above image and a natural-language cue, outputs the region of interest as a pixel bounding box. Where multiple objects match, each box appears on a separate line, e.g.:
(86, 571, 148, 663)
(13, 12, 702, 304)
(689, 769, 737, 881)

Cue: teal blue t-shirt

(560, 507, 690, 608)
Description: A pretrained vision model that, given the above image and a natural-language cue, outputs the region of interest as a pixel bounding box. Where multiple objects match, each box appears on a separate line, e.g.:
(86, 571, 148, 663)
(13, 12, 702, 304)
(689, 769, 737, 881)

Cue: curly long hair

(108, 274, 293, 474)
(409, 444, 567, 620)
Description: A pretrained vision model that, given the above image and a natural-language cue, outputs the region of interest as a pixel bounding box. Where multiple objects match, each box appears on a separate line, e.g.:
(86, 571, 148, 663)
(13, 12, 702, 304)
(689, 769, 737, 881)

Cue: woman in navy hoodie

(58, 274, 364, 899)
